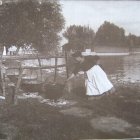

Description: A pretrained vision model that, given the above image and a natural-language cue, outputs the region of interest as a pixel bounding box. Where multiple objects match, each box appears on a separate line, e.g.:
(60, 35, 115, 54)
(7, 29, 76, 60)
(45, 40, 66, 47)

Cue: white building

(8, 46, 17, 55)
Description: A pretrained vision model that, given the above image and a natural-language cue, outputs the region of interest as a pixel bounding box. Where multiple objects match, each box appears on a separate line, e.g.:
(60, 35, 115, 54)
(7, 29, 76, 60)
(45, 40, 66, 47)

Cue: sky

(60, 0, 140, 38)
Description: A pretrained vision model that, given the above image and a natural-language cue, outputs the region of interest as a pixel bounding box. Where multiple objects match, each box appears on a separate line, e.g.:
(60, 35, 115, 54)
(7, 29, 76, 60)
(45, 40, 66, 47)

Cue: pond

(100, 54, 140, 85)
(6, 54, 140, 87)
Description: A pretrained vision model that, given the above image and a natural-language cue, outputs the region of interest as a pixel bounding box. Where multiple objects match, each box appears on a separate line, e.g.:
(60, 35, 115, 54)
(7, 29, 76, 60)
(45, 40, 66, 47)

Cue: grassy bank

(0, 82, 140, 139)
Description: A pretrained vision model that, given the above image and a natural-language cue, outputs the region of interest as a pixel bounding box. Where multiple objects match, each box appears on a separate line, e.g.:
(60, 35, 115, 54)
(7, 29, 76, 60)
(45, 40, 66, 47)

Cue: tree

(63, 25, 95, 51)
(0, 0, 65, 53)
(126, 33, 140, 49)
(95, 21, 126, 46)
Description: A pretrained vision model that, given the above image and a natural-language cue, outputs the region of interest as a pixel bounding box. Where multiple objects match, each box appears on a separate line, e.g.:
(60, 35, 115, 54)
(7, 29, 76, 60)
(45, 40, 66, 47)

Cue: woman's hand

(66, 73, 75, 82)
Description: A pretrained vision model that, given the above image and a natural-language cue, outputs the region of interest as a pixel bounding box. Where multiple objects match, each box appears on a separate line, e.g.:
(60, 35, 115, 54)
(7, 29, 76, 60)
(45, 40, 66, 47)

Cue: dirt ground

(0, 82, 140, 140)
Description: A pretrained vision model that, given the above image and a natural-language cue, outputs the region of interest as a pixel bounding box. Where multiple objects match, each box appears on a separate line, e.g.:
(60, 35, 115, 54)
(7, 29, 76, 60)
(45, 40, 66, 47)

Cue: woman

(67, 51, 115, 99)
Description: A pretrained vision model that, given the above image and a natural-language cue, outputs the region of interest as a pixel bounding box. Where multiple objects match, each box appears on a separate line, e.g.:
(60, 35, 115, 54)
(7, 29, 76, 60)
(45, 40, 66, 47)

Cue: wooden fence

(1, 54, 69, 104)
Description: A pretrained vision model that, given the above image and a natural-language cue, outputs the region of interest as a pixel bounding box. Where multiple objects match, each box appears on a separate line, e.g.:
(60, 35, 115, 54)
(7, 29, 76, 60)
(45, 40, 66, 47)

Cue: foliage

(95, 21, 126, 46)
(0, 0, 65, 53)
(126, 33, 140, 47)
(63, 25, 95, 51)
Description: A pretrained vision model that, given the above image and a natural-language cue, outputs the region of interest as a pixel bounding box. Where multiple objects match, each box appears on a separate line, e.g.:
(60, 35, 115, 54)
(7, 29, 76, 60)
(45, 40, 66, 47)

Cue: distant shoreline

(96, 52, 130, 56)
(97, 51, 140, 56)
(94, 46, 140, 56)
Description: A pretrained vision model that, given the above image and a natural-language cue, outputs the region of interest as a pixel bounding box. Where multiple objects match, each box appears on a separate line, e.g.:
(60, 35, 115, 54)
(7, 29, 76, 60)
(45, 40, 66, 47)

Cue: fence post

(54, 57, 57, 83)
(37, 54, 42, 82)
(14, 66, 23, 105)
(65, 50, 69, 78)
(1, 63, 6, 97)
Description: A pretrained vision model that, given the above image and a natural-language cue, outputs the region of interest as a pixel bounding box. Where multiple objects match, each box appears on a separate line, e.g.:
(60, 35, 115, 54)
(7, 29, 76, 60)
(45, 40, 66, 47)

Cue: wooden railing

(2, 54, 69, 104)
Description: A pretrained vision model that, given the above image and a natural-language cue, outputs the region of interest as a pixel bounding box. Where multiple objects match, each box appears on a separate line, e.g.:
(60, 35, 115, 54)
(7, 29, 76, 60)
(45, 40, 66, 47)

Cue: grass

(0, 85, 140, 139)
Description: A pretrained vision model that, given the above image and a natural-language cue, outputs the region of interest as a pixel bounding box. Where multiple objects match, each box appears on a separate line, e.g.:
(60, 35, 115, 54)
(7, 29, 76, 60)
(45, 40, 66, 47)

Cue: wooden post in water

(65, 50, 69, 78)
(54, 57, 57, 83)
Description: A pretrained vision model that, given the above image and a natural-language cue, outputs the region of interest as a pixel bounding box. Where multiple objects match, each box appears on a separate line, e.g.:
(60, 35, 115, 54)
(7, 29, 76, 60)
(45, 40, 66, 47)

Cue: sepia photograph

(0, 0, 140, 139)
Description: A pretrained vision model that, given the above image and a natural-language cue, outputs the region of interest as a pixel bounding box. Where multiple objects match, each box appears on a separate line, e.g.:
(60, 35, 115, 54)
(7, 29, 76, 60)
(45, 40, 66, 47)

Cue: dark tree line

(0, 0, 65, 53)
(63, 25, 95, 51)
(63, 21, 140, 51)
(0, 0, 139, 53)
(95, 21, 126, 46)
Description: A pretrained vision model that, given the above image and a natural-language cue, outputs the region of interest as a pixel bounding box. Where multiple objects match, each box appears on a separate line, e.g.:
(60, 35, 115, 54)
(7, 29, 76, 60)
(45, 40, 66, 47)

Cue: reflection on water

(101, 54, 140, 84)
(8, 54, 140, 85)
(123, 55, 140, 83)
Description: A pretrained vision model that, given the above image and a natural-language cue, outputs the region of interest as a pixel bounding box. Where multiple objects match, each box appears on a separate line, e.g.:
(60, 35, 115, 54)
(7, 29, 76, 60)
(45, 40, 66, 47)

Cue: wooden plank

(2, 55, 65, 60)
(7, 64, 66, 70)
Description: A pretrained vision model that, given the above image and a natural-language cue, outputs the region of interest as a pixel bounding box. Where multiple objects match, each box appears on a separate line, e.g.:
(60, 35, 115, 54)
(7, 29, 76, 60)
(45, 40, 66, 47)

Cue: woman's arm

(66, 73, 75, 82)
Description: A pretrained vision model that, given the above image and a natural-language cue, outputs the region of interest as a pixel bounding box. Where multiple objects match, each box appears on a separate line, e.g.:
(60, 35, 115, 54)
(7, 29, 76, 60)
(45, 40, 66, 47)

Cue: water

(22, 58, 65, 67)
(7, 54, 140, 85)
(22, 54, 140, 85)
(100, 54, 140, 85)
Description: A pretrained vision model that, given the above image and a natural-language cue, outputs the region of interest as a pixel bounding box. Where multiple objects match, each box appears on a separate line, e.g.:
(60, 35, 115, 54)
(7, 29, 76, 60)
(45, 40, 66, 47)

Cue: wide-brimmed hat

(82, 49, 97, 56)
